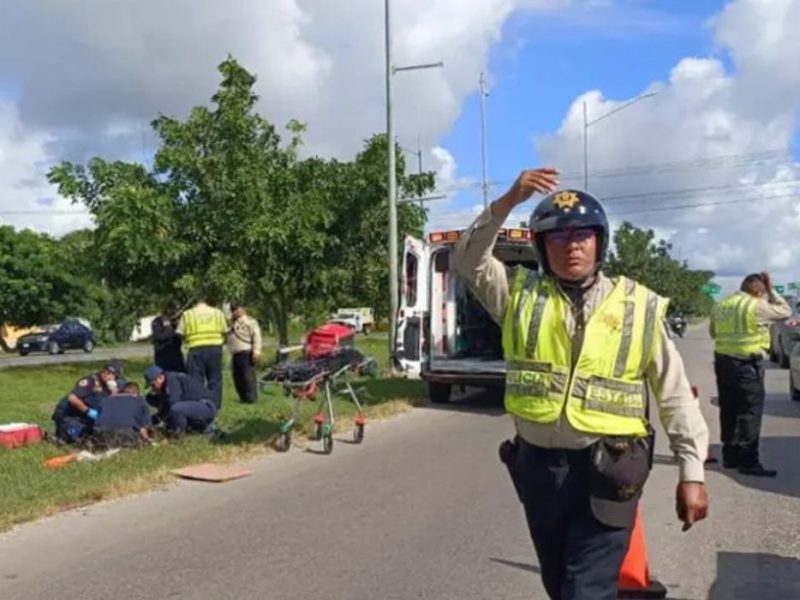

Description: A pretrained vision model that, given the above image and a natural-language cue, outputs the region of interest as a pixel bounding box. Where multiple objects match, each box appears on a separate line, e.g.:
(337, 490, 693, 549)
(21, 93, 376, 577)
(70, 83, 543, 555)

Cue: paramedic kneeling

(144, 366, 218, 435)
(453, 168, 710, 600)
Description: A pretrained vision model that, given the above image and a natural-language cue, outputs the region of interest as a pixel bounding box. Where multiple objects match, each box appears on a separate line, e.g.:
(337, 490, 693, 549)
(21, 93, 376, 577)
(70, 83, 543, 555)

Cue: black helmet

(529, 189, 610, 274)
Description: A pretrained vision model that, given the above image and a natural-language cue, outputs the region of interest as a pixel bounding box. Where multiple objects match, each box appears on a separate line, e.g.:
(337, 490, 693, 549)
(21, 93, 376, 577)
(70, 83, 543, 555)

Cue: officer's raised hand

(492, 168, 560, 217)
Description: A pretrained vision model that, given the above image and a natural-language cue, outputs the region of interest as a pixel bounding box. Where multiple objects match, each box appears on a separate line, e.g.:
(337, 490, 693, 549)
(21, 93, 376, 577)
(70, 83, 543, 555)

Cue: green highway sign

(776, 284, 785, 294)
(701, 283, 721, 295)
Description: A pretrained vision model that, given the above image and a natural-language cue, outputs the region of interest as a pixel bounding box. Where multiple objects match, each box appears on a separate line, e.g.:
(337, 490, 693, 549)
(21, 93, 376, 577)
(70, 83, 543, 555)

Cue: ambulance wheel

(323, 434, 333, 455)
(428, 382, 452, 404)
(48, 341, 60, 355)
(314, 422, 323, 441)
(354, 424, 365, 444)
(275, 432, 291, 452)
(83, 339, 95, 353)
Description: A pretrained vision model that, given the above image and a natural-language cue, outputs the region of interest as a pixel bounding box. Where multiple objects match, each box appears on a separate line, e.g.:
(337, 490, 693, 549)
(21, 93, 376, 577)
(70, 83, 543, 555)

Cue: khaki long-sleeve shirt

(228, 314, 263, 356)
(452, 206, 709, 482)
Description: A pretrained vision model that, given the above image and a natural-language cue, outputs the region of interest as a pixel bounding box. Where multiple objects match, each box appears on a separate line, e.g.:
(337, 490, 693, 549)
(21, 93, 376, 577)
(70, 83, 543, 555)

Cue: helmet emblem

(553, 191, 580, 209)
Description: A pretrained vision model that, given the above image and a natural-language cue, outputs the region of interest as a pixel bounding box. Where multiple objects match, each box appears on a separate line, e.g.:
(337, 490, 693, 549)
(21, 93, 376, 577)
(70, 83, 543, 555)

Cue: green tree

(606, 222, 715, 316)
(48, 56, 433, 345)
(0, 226, 91, 330)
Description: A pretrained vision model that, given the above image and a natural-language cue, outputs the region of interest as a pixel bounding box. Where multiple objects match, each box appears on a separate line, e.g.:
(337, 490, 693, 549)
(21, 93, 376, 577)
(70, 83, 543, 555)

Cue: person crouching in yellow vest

(453, 168, 710, 600)
(176, 298, 228, 408)
(710, 273, 789, 477)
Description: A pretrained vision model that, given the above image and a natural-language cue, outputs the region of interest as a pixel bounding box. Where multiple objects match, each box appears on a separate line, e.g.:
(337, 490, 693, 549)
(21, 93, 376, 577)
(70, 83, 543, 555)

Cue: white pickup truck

(330, 308, 375, 334)
(393, 227, 538, 403)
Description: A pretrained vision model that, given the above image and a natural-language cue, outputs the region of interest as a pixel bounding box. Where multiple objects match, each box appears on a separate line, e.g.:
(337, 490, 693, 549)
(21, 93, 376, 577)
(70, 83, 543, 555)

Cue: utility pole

(416, 134, 424, 211)
(384, 0, 397, 366)
(479, 72, 489, 208)
(385, 0, 443, 364)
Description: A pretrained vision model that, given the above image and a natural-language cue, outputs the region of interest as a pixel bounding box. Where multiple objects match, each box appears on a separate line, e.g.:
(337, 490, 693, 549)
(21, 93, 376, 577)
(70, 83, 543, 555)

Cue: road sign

(701, 283, 721, 295)
(775, 284, 785, 294)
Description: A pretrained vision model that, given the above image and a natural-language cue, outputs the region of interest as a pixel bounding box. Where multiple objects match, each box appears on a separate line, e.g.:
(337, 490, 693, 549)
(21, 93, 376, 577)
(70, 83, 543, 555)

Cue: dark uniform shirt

(96, 394, 152, 431)
(57, 374, 108, 417)
(146, 372, 215, 422)
(152, 315, 185, 372)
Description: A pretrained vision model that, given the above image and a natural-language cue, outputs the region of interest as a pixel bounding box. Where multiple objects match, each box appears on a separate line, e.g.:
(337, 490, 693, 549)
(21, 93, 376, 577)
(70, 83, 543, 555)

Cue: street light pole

(479, 72, 490, 208)
(385, 0, 443, 365)
(384, 0, 398, 365)
(582, 101, 588, 191)
(582, 92, 657, 191)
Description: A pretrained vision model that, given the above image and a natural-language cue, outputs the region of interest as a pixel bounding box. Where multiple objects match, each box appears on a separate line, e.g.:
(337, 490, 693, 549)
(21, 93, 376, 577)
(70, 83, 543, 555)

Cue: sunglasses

(545, 228, 596, 246)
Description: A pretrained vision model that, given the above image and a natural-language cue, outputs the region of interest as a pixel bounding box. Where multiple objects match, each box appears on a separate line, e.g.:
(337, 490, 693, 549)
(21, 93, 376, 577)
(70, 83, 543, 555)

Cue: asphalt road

(2, 326, 799, 599)
(0, 344, 151, 369)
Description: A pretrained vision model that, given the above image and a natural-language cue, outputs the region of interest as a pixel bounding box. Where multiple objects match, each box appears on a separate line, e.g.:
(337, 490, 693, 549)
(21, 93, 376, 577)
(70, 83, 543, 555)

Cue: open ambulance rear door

(393, 235, 430, 377)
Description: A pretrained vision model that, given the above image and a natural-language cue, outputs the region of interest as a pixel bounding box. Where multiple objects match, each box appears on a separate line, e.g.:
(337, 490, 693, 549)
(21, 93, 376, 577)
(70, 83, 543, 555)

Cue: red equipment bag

(304, 323, 355, 359)
(0, 423, 44, 449)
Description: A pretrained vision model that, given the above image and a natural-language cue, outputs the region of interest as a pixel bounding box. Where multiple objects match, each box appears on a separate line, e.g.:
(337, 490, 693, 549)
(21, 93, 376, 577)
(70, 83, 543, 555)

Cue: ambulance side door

(393, 236, 430, 377)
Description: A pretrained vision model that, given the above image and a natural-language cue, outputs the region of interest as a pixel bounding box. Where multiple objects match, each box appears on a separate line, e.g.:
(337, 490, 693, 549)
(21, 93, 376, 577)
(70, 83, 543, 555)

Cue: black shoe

(738, 464, 777, 477)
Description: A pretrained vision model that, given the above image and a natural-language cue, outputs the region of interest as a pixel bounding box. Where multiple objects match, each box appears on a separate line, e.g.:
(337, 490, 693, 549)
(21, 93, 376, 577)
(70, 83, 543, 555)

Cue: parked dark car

(16, 321, 96, 356)
(769, 295, 800, 368)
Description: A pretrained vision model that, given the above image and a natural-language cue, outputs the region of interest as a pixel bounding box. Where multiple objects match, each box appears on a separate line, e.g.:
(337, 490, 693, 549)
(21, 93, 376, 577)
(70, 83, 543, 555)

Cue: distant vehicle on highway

(16, 320, 96, 356)
(769, 295, 800, 368)
(787, 343, 800, 402)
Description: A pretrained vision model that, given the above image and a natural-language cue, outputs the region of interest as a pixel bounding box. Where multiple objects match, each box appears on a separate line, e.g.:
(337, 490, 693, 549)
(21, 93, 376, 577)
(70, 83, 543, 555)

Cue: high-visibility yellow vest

(181, 304, 227, 349)
(502, 271, 668, 437)
(712, 292, 769, 357)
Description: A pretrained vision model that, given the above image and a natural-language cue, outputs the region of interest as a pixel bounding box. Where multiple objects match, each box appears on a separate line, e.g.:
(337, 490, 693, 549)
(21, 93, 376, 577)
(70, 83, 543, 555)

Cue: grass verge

(0, 336, 426, 532)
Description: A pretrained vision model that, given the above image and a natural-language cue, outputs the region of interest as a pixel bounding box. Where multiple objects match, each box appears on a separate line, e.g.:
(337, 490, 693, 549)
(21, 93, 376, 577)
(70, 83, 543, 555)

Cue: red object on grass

(314, 413, 325, 424)
(0, 424, 43, 449)
(304, 323, 354, 359)
(355, 414, 366, 426)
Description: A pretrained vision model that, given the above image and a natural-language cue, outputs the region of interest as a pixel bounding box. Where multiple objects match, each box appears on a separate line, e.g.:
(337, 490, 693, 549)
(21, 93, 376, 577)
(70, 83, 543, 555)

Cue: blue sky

(442, 0, 730, 209)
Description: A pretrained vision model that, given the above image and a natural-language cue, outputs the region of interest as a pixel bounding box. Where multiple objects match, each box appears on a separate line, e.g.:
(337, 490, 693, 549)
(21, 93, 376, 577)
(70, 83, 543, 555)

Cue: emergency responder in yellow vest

(176, 298, 228, 407)
(710, 273, 789, 477)
(453, 168, 710, 600)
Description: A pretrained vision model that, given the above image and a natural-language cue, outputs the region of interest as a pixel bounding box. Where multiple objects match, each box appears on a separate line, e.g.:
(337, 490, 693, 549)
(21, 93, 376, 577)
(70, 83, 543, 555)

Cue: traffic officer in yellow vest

(710, 273, 789, 477)
(176, 298, 228, 407)
(453, 168, 710, 600)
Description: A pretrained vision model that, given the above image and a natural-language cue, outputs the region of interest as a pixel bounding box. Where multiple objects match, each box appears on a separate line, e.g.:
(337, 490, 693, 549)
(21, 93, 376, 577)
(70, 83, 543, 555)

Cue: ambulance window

(405, 252, 418, 306)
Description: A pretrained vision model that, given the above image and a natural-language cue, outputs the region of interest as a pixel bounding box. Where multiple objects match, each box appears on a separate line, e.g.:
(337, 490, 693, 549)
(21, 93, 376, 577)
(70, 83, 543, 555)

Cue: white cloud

(0, 0, 574, 236)
(536, 0, 800, 286)
(0, 102, 92, 235)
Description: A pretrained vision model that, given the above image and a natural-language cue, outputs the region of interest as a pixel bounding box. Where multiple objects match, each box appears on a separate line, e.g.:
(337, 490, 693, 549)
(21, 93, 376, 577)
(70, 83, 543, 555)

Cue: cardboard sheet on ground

(170, 463, 253, 483)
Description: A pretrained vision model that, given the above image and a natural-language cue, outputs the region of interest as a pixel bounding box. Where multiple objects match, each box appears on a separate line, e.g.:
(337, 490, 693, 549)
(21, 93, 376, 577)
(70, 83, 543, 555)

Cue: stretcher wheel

(323, 434, 333, 455)
(275, 432, 291, 452)
(353, 424, 364, 444)
(314, 423, 323, 441)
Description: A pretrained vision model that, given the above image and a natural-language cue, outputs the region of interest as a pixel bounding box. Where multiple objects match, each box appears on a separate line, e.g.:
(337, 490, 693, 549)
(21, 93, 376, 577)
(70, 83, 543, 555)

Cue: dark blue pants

(714, 353, 765, 467)
(167, 401, 216, 434)
(510, 439, 632, 600)
(187, 346, 223, 407)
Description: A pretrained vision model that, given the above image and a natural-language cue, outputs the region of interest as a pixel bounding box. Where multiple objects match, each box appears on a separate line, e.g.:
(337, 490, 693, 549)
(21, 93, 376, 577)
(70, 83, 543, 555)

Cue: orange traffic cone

(617, 506, 667, 599)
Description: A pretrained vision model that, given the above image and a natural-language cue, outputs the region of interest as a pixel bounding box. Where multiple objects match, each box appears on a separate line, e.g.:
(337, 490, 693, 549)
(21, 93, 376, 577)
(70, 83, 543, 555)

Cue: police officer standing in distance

(176, 297, 227, 407)
(227, 303, 262, 404)
(453, 168, 710, 600)
(710, 272, 789, 476)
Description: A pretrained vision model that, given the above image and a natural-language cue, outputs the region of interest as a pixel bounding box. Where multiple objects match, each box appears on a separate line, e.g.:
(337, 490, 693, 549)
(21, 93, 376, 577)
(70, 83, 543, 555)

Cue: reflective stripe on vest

(712, 292, 767, 356)
(183, 306, 226, 348)
(502, 271, 668, 437)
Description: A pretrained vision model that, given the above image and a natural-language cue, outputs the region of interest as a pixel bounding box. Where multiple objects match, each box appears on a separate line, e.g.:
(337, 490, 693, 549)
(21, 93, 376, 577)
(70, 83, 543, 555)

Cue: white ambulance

(393, 227, 538, 403)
